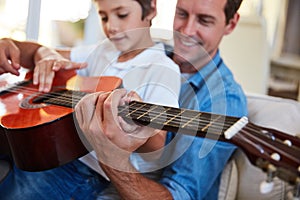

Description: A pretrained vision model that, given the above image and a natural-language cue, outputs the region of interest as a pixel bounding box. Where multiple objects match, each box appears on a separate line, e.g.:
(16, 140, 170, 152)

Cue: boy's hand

(33, 46, 87, 92)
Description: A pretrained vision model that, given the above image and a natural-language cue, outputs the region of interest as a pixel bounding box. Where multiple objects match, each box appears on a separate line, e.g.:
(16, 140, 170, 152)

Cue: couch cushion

(236, 93, 300, 199)
(246, 93, 300, 136)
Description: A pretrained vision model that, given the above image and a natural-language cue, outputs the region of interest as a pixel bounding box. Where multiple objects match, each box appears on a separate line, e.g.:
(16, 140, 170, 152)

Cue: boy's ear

(146, 0, 157, 20)
(224, 13, 240, 35)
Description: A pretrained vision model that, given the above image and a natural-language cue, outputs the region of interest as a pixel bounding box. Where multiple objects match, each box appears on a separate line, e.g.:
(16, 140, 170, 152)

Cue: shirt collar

(187, 50, 222, 89)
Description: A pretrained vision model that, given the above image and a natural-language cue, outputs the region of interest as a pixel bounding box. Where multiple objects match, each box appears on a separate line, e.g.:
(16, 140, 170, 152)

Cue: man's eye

(198, 18, 213, 25)
(176, 11, 187, 18)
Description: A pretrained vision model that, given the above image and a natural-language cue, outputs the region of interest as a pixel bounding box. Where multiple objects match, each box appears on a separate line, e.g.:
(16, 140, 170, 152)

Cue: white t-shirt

(71, 40, 181, 178)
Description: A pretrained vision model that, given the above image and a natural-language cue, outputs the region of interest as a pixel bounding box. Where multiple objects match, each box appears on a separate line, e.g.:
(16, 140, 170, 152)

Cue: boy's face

(95, 0, 153, 52)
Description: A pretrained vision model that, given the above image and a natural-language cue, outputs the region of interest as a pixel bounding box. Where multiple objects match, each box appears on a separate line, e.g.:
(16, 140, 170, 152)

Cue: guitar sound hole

(20, 94, 48, 109)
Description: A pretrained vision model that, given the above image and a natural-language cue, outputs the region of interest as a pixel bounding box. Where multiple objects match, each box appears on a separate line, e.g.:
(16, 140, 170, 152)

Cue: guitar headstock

(230, 122, 300, 187)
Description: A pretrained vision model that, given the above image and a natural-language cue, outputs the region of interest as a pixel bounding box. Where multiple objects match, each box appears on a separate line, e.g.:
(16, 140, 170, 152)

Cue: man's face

(173, 0, 235, 71)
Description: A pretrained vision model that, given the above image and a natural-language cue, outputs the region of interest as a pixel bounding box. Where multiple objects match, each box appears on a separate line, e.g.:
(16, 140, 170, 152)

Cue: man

(75, 0, 247, 199)
(0, 0, 246, 199)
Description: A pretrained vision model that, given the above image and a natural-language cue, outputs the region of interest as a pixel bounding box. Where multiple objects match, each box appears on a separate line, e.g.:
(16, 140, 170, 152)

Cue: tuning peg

(283, 139, 292, 146)
(286, 177, 300, 199)
(286, 188, 300, 200)
(260, 164, 277, 194)
(293, 178, 300, 199)
(260, 180, 274, 194)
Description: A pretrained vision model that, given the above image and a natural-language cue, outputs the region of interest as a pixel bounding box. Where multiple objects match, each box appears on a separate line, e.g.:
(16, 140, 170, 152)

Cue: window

(0, 0, 91, 47)
(0, 0, 29, 40)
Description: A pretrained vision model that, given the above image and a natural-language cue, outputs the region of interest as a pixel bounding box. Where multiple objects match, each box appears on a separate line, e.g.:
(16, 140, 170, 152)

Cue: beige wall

(220, 15, 270, 94)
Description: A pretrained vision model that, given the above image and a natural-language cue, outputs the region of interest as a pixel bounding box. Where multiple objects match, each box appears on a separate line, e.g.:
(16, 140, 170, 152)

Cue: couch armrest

(219, 94, 300, 200)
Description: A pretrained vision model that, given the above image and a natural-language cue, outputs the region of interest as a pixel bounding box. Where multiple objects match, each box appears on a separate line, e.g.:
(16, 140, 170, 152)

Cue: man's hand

(0, 38, 21, 76)
(33, 46, 87, 92)
(74, 89, 158, 171)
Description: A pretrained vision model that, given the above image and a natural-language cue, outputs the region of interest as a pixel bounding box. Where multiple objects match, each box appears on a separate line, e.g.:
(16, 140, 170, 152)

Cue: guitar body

(0, 69, 122, 171)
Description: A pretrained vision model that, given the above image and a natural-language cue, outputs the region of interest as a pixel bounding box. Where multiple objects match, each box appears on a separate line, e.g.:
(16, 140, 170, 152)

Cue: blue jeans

(0, 159, 109, 200)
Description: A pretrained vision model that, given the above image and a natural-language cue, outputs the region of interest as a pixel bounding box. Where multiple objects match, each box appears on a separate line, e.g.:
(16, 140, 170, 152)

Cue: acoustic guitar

(0, 69, 122, 171)
(1, 69, 299, 190)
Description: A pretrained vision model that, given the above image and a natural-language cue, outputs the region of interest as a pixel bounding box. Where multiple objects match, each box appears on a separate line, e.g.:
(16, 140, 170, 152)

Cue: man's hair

(134, 0, 152, 20)
(224, 0, 243, 24)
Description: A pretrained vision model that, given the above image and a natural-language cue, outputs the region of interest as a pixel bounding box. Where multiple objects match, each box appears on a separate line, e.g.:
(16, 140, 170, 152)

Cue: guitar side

(0, 70, 122, 171)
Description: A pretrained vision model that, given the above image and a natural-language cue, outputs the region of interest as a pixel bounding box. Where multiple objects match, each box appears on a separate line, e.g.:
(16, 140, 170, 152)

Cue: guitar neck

(118, 101, 247, 141)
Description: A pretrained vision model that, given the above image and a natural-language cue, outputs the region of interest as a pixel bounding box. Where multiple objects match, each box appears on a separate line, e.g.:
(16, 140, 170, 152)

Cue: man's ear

(146, 0, 157, 21)
(224, 13, 240, 35)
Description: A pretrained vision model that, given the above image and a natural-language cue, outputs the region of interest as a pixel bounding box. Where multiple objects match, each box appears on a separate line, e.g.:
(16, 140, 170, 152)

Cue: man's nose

(181, 18, 197, 36)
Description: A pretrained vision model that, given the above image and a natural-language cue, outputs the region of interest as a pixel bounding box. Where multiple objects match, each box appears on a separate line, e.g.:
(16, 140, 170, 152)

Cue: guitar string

(1, 85, 85, 104)
(119, 103, 236, 136)
(6, 84, 237, 131)
(121, 104, 235, 126)
(123, 103, 300, 151)
(239, 128, 300, 164)
(127, 103, 300, 165)
(4, 85, 300, 152)
(128, 102, 300, 147)
(247, 128, 300, 161)
(0, 84, 244, 131)
(244, 123, 300, 150)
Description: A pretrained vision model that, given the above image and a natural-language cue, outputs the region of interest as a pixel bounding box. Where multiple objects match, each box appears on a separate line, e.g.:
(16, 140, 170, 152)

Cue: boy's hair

(224, 0, 243, 24)
(94, 0, 153, 20)
(134, 0, 152, 20)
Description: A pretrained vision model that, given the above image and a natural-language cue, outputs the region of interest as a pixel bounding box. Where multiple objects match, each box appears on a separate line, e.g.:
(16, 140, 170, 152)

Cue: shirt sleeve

(160, 134, 236, 200)
(70, 45, 97, 63)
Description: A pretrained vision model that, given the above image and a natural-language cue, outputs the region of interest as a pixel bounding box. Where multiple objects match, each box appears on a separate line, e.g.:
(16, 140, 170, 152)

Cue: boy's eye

(118, 13, 128, 19)
(101, 17, 108, 22)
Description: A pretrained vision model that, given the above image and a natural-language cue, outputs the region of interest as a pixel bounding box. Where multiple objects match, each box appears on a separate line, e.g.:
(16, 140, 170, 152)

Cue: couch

(219, 93, 300, 200)
(1, 93, 300, 199)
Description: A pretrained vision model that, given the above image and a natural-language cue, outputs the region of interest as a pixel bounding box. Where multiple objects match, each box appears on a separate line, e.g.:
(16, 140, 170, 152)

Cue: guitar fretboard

(118, 101, 247, 140)
(34, 90, 248, 140)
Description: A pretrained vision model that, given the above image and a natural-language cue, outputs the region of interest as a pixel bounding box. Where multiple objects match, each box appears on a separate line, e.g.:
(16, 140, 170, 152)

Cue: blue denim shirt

(159, 50, 248, 200)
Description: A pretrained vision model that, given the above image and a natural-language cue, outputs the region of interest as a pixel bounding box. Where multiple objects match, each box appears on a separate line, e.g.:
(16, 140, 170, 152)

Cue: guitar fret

(164, 109, 185, 126)
(127, 102, 147, 119)
(201, 115, 222, 132)
(137, 104, 158, 120)
(182, 112, 202, 128)
(150, 107, 171, 122)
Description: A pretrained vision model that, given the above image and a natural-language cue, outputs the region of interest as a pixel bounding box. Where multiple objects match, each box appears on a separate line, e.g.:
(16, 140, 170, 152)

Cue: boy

(0, 0, 180, 199)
